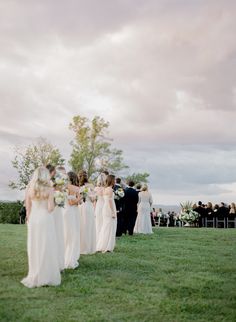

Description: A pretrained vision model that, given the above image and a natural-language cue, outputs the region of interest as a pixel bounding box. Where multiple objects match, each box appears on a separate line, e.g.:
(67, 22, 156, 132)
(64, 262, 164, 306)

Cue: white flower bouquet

(114, 188, 125, 200)
(54, 191, 66, 208)
(54, 172, 68, 188)
(80, 185, 96, 202)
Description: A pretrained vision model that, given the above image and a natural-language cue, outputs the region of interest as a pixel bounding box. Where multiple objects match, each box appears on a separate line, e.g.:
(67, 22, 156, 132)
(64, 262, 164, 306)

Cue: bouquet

(80, 185, 96, 203)
(54, 191, 66, 208)
(114, 188, 125, 200)
(179, 201, 200, 225)
(80, 186, 89, 202)
(54, 172, 68, 188)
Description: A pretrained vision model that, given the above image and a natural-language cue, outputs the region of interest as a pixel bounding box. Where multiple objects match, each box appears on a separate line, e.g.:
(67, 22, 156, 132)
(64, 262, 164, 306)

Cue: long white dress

(97, 192, 117, 253)
(63, 195, 79, 269)
(80, 185, 96, 255)
(21, 199, 61, 288)
(94, 187, 104, 244)
(134, 191, 153, 234)
(53, 206, 65, 270)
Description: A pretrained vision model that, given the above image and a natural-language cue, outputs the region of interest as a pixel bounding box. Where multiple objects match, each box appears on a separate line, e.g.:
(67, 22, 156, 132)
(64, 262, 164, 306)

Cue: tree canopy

(69, 115, 128, 178)
(9, 137, 64, 190)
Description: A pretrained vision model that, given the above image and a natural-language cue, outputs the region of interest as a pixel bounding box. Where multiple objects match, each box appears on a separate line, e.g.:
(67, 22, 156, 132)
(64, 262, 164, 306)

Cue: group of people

(193, 201, 236, 227)
(21, 165, 154, 288)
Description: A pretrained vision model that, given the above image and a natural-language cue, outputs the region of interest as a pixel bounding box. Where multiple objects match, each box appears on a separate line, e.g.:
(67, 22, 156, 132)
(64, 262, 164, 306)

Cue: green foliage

(9, 137, 64, 190)
(69, 115, 128, 178)
(126, 172, 150, 184)
(180, 201, 193, 211)
(0, 201, 22, 224)
(0, 226, 236, 321)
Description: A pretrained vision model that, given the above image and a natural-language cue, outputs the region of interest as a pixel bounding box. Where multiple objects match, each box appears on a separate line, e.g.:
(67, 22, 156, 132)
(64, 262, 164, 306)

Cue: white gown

(53, 206, 65, 270)
(63, 195, 79, 269)
(95, 187, 104, 244)
(134, 191, 153, 234)
(76, 204, 81, 259)
(21, 200, 61, 288)
(97, 193, 117, 253)
(80, 187, 96, 255)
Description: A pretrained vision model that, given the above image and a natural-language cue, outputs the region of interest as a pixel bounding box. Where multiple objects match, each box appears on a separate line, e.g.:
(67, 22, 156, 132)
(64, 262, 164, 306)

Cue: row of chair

(203, 216, 236, 228)
(155, 216, 236, 228)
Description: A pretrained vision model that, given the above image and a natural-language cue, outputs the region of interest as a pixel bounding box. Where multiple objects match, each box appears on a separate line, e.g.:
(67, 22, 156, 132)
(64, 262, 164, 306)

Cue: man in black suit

(114, 178, 125, 237)
(217, 202, 229, 217)
(195, 201, 207, 227)
(123, 180, 139, 235)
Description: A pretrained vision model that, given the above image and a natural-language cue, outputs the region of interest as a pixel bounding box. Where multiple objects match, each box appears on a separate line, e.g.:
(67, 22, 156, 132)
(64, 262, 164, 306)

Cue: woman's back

(139, 191, 152, 204)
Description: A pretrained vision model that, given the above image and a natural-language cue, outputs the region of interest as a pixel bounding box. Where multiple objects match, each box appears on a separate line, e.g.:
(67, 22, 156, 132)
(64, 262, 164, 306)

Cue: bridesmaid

(79, 171, 96, 255)
(97, 175, 117, 253)
(52, 166, 67, 271)
(94, 173, 106, 244)
(63, 172, 80, 269)
(21, 167, 61, 288)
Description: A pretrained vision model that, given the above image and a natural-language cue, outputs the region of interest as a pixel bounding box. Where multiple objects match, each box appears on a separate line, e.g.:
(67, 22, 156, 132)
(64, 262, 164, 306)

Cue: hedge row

(0, 201, 23, 224)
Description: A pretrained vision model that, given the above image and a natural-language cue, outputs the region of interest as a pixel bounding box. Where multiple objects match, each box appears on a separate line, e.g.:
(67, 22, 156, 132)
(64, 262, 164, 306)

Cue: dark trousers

(116, 211, 124, 237)
(123, 211, 137, 235)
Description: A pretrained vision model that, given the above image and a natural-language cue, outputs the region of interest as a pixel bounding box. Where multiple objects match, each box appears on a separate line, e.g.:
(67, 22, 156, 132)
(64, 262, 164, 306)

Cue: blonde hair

(28, 167, 51, 200)
(141, 184, 148, 192)
(97, 173, 106, 187)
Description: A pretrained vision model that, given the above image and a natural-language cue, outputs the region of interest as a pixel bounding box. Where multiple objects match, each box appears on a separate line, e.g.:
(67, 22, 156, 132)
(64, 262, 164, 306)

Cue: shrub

(0, 201, 23, 224)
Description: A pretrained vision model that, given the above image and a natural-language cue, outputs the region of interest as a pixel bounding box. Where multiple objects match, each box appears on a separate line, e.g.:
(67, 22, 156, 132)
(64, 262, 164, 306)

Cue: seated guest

(214, 204, 219, 214)
(206, 202, 214, 217)
(229, 203, 236, 215)
(217, 202, 229, 218)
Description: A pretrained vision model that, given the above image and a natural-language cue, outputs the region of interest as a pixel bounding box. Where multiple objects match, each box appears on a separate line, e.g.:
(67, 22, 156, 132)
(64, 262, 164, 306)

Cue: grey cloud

(0, 0, 236, 203)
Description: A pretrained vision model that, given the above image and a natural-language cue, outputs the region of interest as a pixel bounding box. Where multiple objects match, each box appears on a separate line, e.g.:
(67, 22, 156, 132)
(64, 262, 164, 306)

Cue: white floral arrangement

(80, 185, 96, 202)
(179, 201, 199, 224)
(114, 188, 125, 200)
(54, 191, 66, 208)
(54, 172, 68, 188)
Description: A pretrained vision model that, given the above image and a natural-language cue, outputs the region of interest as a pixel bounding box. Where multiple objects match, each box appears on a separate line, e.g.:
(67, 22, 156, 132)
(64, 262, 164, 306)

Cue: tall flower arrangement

(179, 201, 199, 226)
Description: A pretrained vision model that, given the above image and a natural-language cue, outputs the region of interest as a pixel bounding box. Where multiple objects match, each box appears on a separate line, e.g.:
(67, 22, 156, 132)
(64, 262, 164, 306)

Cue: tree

(126, 172, 150, 184)
(9, 137, 64, 190)
(69, 115, 128, 178)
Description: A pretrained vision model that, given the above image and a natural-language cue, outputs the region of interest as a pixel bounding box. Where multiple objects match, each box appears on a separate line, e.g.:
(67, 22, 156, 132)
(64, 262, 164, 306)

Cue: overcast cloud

(0, 0, 236, 204)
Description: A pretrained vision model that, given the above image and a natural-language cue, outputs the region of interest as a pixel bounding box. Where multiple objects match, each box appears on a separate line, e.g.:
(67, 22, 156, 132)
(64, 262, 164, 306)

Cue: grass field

(0, 225, 236, 322)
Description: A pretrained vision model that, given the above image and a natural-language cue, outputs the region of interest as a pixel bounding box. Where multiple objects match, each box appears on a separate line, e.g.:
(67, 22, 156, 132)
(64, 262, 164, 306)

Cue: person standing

(79, 172, 96, 255)
(52, 166, 67, 271)
(97, 175, 117, 252)
(21, 167, 61, 288)
(94, 174, 106, 243)
(114, 178, 125, 237)
(134, 185, 153, 234)
(195, 201, 206, 227)
(123, 180, 139, 235)
(63, 172, 80, 269)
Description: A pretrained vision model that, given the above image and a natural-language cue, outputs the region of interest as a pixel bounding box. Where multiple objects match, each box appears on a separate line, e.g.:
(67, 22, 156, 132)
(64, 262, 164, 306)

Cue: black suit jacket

(217, 206, 229, 218)
(124, 187, 139, 215)
(114, 184, 124, 213)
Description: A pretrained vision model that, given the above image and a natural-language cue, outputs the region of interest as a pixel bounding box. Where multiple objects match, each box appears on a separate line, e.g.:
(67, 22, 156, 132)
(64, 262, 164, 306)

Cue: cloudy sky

(1, 0, 236, 205)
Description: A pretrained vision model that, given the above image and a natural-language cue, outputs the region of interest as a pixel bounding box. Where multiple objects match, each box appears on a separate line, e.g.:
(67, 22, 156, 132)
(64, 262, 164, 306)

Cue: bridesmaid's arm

(138, 194, 141, 205)
(108, 188, 116, 218)
(149, 193, 153, 207)
(48, 188, 55, 213)
(25, 192, 32, 222)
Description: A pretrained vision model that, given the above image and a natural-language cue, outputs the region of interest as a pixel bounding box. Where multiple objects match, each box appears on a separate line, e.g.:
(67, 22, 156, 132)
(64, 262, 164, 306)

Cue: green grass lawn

(0, 225, 236, 322)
